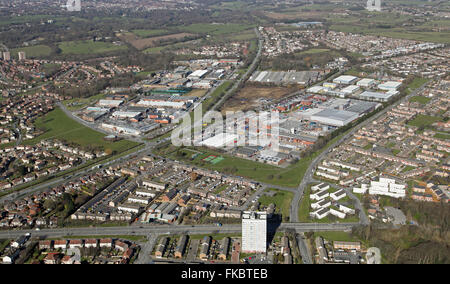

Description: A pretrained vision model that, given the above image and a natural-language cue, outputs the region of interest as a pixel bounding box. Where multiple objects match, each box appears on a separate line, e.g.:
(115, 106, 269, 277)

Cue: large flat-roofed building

(200, 132, 238, 148)
(242, 211, 267, 253)
(249, 70, 319, 85)
(359, 91, 394, 102)
(333, 75, 359, 85)
(188, 69, 209, 79)
(111, 111, 142, 119)
(2, 52, 10, 61)
(18, 51, 26, 61)
(345, 101, 380, 115)
(378, 81, 402, 91)
(101, 123, 141, 136)
(333, 241, 361, 250)
(368, 176, 406, 198)
(135, 100, 186, 109)
(98, 99, 124, 107)
(341, 85, 360, 94)
(310, 109, 359, 127)
(357, 78, 376, 88)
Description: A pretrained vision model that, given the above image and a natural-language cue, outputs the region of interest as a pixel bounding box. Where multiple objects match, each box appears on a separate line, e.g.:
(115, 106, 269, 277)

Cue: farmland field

(131, 29, 171, 38)
(326, 12, 450, 44)
(295, 48, 330, 55)
(177, 23, 255, 36)
(58, 40, 127, 55)
(117, 32, 196, 50)
(11, 44, 52, 58)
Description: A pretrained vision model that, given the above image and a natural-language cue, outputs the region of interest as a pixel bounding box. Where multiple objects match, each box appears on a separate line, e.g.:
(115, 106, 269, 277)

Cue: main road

(0, 222, 356, 239)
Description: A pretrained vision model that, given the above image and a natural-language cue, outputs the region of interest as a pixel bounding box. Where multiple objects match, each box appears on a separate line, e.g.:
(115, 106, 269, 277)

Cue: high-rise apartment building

(242, 211, 267, 253)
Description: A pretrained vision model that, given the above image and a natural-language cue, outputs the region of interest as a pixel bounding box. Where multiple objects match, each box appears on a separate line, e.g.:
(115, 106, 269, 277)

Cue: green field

(131, 29, 170, 38)
(434, 133, 450, 140)
(143, 46, 167, 54)
(409, 96, 431, 105)
(178, 23, 255, 36)
(298, 185, 312, 222)
(61, 235, 147, 242)
(405, 77, 429, 94)
(258, 189, 294, 220)
(327, 12, 450, 44)
(407, 114, 442, 128)
(58, 40, 127, 55)
(166, 146, 282, 180)
(143, 40, 190, 54)
(226, 29, 257, 41)
(62, 93, 106, 111)
(24, 107, 139, 153)
(296, 48, 330, 55)
(11, 44, 52, 58)
(313, 231, 359, 242)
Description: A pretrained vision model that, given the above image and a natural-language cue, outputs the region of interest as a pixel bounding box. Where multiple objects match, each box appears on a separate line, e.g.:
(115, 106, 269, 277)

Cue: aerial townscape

(0, 0, 448, 269)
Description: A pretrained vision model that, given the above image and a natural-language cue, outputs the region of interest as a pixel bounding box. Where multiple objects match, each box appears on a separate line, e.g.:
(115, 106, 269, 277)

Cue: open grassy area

(407, 114, 442, 128)
(409, 96, 431, 105)
(225, 29, 257, 41)
(185, 89, 208, 97)
(177, 23, 255, 36)
(24, 107, 140, 153)
(298, 185, 312, 222)
(61, 235, 147, 242)
(58, 40, 127, 55)
(327, 12, 450, 44)
(62, 93, 106, 111)
(0, 239, 10, 253)
(258, 189, 294, 220)
(434, 133, 450, 140)
(142, 39, 196, 54)
(11, 44, 52, 58)
(313, 231, 359, 242)
(143, 45, 167, 54)
(295, 48, 330, 55)
(201, 81, 232, 114)
(188, 233, 241, 240)
(131, 29, 170, 37)
(165, 146, 282, 181)
(405, 77, 429, 94)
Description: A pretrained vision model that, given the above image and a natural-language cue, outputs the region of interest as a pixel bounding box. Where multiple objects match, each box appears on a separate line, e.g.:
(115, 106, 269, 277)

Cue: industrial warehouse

(249, 70, 323, 85)
(308, 75, 403, 102)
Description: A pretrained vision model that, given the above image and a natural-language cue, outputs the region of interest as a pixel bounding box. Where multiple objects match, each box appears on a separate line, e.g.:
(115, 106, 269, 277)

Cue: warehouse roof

(378, 81, 402, 90)
(333, 75, 358, 84)
(359, 91, 393, 100)
(312, 108, 359, 122)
